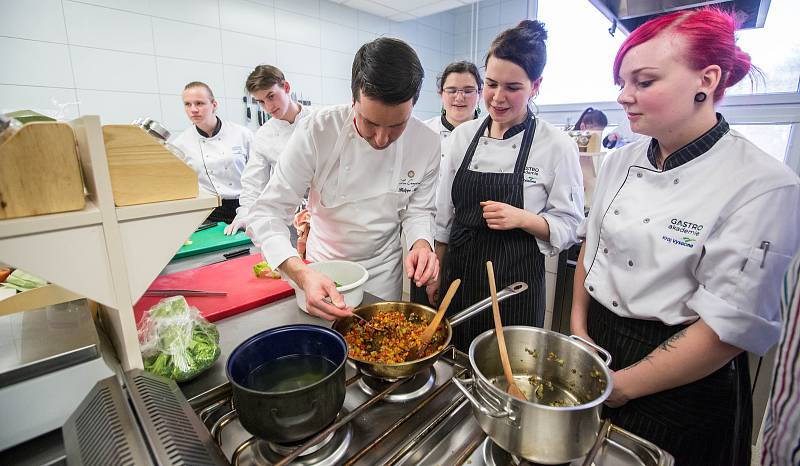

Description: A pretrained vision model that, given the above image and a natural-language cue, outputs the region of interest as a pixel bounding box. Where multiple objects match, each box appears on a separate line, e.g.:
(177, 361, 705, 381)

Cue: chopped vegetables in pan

(344, 311, 445, 364)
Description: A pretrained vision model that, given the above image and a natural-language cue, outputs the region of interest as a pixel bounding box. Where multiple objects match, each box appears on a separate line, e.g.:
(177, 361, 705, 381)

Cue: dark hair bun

(486, 20, 548, 80)
(517, 19, 548, 43)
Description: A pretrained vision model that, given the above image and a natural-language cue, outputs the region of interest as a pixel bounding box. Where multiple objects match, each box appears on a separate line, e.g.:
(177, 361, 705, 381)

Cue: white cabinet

(0, 116, 218, 370)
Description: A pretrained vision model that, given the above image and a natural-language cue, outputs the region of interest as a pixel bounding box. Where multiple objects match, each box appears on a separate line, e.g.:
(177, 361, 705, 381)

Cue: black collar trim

(196, 116, 222, 138)
(647, 113, 729, 171)
(487, 108, 533, 140)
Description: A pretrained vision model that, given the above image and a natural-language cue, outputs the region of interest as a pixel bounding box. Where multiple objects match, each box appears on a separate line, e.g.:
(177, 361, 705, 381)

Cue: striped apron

(440, 115, 544, 352)
(587, 297, 752, 466)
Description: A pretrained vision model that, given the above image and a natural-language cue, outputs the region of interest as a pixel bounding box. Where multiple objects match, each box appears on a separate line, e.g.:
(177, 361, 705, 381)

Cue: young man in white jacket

(246, 38, 440, 319)
(225, 65, 313, 236)
(172, 82, 252, 223)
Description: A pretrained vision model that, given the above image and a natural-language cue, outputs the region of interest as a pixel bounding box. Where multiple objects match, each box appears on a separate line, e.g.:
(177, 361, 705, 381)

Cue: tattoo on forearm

(623, 329, 689, 372)
(658, 329, 688, 352)
(626, 353, 654, 370)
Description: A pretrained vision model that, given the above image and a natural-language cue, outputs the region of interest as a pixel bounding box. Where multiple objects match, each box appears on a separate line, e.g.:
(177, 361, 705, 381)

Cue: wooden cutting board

(133, 253, 294, 325)
(0, 122, 85, 219)
(102, 125, 199, 206)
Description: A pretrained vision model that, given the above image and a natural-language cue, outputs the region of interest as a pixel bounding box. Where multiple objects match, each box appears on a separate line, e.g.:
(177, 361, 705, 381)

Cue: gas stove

(191, 346, 673, 466)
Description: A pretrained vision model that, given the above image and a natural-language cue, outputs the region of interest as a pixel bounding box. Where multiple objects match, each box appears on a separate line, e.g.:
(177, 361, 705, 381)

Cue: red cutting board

(133, 253, 295, 325)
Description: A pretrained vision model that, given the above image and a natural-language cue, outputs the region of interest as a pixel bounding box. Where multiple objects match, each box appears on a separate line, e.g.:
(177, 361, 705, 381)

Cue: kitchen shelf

(0, 200, 101, 238)
(0, 116, 219, 371)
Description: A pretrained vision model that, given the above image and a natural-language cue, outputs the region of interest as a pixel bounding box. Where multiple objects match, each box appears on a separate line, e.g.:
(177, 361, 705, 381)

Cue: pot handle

(452, 377, 514, 419)
(449, 282, 528, 327)
(570, 335, 613, 367)
(269, 399, 319, 428)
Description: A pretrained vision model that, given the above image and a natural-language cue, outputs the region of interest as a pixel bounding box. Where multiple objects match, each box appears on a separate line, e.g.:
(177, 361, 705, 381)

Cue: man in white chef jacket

(224, 65, 314, 235)
(246, 38, 441, 320)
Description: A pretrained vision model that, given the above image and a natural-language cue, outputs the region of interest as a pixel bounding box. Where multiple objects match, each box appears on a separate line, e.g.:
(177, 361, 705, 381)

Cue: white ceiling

(328, 0, 478, 21)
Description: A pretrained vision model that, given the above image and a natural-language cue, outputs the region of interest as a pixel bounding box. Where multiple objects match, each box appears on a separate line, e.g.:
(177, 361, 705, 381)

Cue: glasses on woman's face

(443, 87, 478, 96)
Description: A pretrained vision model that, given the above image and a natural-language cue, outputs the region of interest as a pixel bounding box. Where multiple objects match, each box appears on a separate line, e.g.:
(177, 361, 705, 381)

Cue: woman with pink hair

(571, 8, 800, 465)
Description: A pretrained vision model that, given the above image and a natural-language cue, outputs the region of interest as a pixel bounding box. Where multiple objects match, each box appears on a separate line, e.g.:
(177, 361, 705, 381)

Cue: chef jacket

(435, 116, 584, 256)
(245, 104, 441, 300)
(172, 118, 253, 199)
(238, 104, 314, 213)
(579, 119, 800, 355)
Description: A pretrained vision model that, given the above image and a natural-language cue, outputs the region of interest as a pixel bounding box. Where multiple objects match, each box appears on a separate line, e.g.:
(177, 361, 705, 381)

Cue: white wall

(0, 0, 462, 133)
(453, 0, 531, 64)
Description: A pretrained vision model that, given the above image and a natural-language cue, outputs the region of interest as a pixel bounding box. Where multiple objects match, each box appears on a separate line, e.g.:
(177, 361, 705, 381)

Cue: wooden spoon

(405, 279, 461, 361)
(487, 261, 527, 401)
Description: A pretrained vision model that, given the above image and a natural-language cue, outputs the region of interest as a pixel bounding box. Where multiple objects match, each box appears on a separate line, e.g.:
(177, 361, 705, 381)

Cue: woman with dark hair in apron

(430, 20, 584, 351)
(571, 8, 800, 465)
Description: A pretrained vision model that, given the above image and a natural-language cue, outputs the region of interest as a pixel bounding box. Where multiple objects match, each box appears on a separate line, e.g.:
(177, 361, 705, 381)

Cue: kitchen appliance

(133, 252, 295, 324)
(58, 293, 674, 465)
(454, 327, 614, 464)
(0, 299, 114, 451)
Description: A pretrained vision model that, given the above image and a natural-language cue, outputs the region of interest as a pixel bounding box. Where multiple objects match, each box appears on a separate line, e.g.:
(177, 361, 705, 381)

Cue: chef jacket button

(614, 209, 620, 215)
(637, 172, 643, 178)
(483, 140, 488, 145)
(628, 260, 634, 267)
(643, 218, 650, 223)
(512, 144, 517, 149)
(612, 300, 619, 307)
(603, 248, 608, 254)
(674, 178, 680, 184)
(588, 285, 594, 292)
(344, 165, 350, 171)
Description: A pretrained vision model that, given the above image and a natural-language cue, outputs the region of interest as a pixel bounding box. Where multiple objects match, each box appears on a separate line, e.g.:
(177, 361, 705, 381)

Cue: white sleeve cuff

(261, 235, 300, 271)
(537, 212, 578, 257)
(404, 220, 434, 251)
(687, 285, 782, 356)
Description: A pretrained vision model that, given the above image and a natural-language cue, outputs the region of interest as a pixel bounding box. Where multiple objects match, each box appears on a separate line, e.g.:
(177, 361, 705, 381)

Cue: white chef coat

(245, 104, 441, 300)
(171, 118, 253, 199)
(435, 116, 584, 256)
(238, 104, 314, 212)
(579, 131, 800, 355)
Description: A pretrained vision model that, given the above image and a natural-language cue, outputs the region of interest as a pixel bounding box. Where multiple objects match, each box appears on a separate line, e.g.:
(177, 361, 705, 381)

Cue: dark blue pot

(226, 324, 347, 442)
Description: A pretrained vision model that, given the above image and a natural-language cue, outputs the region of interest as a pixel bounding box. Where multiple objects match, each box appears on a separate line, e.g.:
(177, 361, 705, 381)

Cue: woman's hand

(481, 201, 526, 230)
(604, 370, 632, 408)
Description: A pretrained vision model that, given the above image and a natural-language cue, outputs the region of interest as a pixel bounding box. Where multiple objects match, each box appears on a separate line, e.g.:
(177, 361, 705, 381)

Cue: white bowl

(287, 260, 369, 313)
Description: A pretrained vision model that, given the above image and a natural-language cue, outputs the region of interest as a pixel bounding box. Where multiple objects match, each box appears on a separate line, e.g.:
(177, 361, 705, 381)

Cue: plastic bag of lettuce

(138, 296, 221, 382)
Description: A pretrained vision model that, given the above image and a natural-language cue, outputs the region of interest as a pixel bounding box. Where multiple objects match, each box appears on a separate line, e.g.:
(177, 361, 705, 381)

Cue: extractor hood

(588, 0, 771, 35)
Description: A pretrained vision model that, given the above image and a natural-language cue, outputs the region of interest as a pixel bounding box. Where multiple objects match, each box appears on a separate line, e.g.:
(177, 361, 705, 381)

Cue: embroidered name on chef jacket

(397, 169, 421, 193)
(231, 145, 246, 156)
(524, 166, 540, 183)
(662, 217, 705, 248)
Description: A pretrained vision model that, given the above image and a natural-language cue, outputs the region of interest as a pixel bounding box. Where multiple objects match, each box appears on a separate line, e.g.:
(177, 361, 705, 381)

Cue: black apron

(440, 115, 545, 352)
(587, 298, 752, 466)
(207, 198, 239, 224)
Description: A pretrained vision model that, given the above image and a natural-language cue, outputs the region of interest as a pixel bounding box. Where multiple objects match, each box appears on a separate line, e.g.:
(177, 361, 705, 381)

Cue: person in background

(246, 38, 440, 319)
(570, 8, 800, 465)
(761, 250, 800, 466)
(572, 107, 608, 131)
(431, 20, 584, 350)
(172, 81, 253, 224)
(410, 60, 482, 306)
(225, 65, 314, 239)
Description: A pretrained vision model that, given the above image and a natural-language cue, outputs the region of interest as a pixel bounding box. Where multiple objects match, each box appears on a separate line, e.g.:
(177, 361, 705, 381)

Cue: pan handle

(452, 376, 515, 420)
(449, 282, 528, 327)
(570, 335, 613, 367)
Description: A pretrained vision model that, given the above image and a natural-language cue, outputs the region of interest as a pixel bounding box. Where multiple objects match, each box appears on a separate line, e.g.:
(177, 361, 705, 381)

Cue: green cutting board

(174, 222, 252, 259)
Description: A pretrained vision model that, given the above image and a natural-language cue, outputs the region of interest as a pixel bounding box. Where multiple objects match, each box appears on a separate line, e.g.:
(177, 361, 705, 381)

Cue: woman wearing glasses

(429, 21, 584, 350)
(411, 61, 482, 306)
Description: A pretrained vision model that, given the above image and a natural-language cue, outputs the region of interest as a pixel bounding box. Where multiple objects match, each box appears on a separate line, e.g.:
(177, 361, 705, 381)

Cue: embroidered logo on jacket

(524, 166, 540, 183)
(667, 218, 704, 237)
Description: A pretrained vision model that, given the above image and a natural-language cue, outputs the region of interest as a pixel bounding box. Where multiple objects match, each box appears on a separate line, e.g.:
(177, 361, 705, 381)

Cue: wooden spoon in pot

(405, 279, 461, 361)
(487, 261, 527, 401)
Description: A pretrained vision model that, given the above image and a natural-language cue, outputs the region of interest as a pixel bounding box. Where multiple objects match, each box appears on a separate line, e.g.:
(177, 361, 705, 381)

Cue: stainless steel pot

(453, 327, 613, 464)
